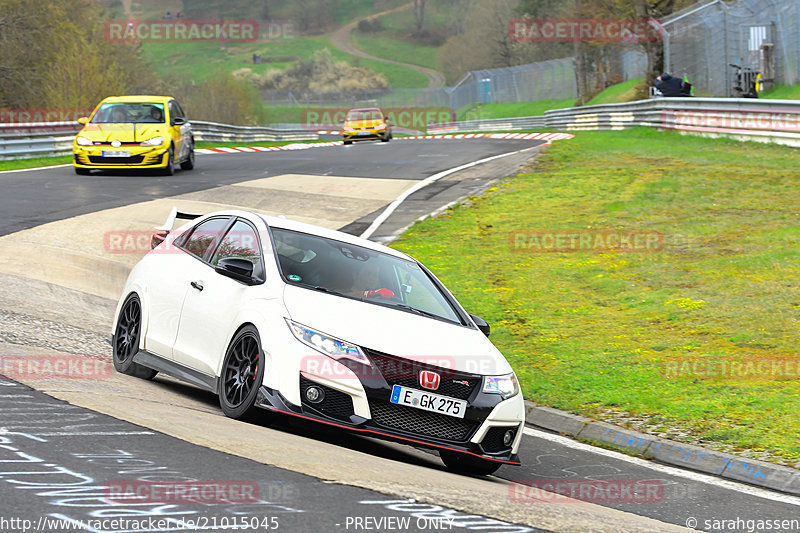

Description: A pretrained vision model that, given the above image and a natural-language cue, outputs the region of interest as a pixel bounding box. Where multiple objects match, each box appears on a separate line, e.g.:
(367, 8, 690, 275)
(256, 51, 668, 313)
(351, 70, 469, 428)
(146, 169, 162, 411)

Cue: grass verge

(456, 100, 577, 121)
(391, 128, 800, 466)
(586, 78, 643, 105)
(0, 156, 72, 172)
(760, 84, 800, 99)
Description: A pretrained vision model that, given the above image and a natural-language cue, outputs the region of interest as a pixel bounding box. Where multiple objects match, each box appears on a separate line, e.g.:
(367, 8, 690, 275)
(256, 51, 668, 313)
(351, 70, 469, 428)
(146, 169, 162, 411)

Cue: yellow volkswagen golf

(341, 107, 392, 145)
(73, 95, 194, 175)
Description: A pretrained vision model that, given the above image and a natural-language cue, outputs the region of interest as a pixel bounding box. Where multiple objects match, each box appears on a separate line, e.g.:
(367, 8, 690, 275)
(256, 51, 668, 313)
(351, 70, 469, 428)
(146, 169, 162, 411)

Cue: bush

(254, 49, 390, 93)
(357, 18, 384, 33)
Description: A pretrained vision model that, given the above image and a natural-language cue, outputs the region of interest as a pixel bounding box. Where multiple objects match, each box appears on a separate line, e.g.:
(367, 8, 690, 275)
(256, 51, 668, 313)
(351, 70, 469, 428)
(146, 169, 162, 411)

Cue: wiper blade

(313, 285, 344, 296)
(394, 304, 439, 319)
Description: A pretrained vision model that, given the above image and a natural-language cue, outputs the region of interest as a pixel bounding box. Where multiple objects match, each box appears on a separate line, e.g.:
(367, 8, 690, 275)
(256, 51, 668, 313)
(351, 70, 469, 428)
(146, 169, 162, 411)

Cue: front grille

(366, 350, 480, 400)
(88, 155, 145, 164)
(368, 401, 477, 442)
(481, 426, 516, 453)
(300, 375, 354, 420)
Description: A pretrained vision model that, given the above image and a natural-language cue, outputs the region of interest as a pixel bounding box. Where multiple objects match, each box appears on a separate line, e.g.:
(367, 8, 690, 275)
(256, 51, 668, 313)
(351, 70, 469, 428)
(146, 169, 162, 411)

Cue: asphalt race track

(1, 138, 798, 533)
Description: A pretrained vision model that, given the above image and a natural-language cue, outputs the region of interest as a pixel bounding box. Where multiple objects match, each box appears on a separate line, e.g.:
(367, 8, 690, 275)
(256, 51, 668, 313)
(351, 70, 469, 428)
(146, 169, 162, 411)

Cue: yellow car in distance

(341, 107, 392, 145)
(73, 95, 194, 176)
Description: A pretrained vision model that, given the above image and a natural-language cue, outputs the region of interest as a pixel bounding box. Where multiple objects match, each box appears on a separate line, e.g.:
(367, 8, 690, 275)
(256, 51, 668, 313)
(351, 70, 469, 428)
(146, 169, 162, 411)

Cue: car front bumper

(256, 349, 524, 465)
(73, 146, 170, 169)
(342, 129, 389, 142)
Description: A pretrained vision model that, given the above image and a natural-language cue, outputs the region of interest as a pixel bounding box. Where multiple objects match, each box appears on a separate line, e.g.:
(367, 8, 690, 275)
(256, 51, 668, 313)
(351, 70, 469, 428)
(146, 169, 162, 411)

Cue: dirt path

(330, 2, 446, 89)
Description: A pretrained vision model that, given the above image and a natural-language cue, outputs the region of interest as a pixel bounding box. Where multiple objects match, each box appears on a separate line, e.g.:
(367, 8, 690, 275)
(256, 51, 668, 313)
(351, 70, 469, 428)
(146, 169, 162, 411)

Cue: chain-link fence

(663, 0, 799, 96)
(261, 52, 647, 111)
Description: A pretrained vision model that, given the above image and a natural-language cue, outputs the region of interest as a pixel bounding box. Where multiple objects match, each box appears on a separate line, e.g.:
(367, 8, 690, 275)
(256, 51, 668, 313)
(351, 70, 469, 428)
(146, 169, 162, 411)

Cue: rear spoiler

(152, 207, 201, 249)
(154, 206, 201, 231)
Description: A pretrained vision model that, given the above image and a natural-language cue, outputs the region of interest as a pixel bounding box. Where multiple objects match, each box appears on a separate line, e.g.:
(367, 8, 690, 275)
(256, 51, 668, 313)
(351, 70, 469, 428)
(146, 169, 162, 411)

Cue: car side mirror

(384, 116, 389, 122)
(173, 117, 186, 126)
(77, 117, 88, 125)
(470, 313, 490, 337)
(216, 257, 256, 284)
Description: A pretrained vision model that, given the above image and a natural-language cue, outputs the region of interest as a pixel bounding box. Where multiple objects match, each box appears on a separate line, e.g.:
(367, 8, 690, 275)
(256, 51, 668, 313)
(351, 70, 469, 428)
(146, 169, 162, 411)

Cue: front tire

(161, 146, 175, 176)
(180, 141, 195, 170)
(440, 451, 502, 476)
(113, 294, 158, 380)
(219, 325, 265, 420)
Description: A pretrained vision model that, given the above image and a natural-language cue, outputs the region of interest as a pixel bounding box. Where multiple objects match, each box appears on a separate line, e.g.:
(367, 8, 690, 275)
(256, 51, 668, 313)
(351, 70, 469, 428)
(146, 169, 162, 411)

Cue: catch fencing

(663, 0, 800, 97)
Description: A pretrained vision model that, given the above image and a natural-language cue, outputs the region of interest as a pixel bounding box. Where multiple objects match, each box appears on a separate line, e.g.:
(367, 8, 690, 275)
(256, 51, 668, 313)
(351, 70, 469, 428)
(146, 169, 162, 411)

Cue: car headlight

(286, 319, 370, 365)
(76, 136, 92, 146)
(374, 124, 386, 131)
(343, 126, 354, 132)
(140, 136, 164, 147)
(482, 373, 519, 399)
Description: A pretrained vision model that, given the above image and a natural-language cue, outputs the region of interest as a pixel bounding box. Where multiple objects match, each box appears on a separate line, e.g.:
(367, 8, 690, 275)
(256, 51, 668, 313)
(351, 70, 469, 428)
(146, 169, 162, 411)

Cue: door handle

(190, 280, 204, 291)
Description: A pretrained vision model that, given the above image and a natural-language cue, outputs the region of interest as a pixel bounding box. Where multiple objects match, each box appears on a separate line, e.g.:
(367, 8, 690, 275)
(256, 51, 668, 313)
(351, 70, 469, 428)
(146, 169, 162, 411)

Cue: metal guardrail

(4, 98, 800, 160)
(429, 98, 800, 147)
(0, 120, 319, 161)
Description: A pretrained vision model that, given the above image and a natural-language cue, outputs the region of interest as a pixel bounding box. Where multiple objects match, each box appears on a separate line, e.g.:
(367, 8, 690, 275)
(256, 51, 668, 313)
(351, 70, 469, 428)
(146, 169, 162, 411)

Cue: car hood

(345, 120, 385, 129)
(282, 284, 512, 376)
(78, 123, 167, 143)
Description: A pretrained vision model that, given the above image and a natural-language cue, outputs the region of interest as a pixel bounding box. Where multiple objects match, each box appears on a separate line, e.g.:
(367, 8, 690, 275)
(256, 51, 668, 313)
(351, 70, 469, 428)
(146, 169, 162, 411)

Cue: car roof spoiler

(155, 206, 201, 231)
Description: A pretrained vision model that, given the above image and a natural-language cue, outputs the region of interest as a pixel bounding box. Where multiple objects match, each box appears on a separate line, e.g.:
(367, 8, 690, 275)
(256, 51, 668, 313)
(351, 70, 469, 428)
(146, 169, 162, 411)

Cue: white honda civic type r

(111, 208, 525, 475)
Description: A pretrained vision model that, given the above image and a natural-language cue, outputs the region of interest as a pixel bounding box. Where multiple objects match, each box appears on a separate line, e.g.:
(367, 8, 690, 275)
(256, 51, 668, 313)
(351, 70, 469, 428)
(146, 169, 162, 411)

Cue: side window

(211, 219, 264, 280)
(173, 100, 186, 119)
(178, 217, 230, 260)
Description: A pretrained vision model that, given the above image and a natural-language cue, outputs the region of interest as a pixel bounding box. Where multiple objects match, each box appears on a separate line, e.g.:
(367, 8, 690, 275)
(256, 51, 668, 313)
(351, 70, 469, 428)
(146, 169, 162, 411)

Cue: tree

(413, 0, 426, 33)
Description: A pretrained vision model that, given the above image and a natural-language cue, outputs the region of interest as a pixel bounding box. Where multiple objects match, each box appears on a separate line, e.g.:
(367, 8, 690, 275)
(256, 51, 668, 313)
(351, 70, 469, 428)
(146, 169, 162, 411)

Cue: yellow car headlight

(76, 136, 92, 147)
(374, 124, 386, 131)
(140, 136, 164, 147)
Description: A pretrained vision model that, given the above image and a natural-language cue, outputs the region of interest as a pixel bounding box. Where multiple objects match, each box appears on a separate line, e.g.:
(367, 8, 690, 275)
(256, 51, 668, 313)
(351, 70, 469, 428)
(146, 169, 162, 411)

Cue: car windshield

(271, 227, 463, 324)
(91, 103, 166, 124)
(346, 110, 383, 122)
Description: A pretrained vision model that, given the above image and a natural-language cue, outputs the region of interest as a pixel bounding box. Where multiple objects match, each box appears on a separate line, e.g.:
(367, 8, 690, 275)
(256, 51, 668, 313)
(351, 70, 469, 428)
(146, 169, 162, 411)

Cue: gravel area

(0, 308, 111, 361)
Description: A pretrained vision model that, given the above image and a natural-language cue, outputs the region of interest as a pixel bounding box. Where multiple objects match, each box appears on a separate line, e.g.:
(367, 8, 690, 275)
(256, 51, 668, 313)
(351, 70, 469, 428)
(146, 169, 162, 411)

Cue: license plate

(357, 131, 371, 136)
(390, 385, 467, 418)
(102, 150, 130, 157)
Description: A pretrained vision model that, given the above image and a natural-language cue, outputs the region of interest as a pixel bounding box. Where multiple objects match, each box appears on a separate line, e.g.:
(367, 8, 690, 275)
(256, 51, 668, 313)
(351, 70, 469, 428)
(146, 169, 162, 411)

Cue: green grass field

(142, 36, 428, 89)
(351, 24, 440, 73)
(349, 1, 456, 72)
(586, 78, 643, 105)
(760, 84, 800, 99)
(0, 156, 72, 172)
(391, 128, 800, 466)
(456, 100, 578, 121)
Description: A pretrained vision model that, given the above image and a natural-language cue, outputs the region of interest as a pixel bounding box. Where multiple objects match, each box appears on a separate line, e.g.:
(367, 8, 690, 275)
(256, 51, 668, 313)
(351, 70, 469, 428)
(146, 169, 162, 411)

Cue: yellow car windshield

(91, 103, 166, 124)
(346, 110, 383, 122)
